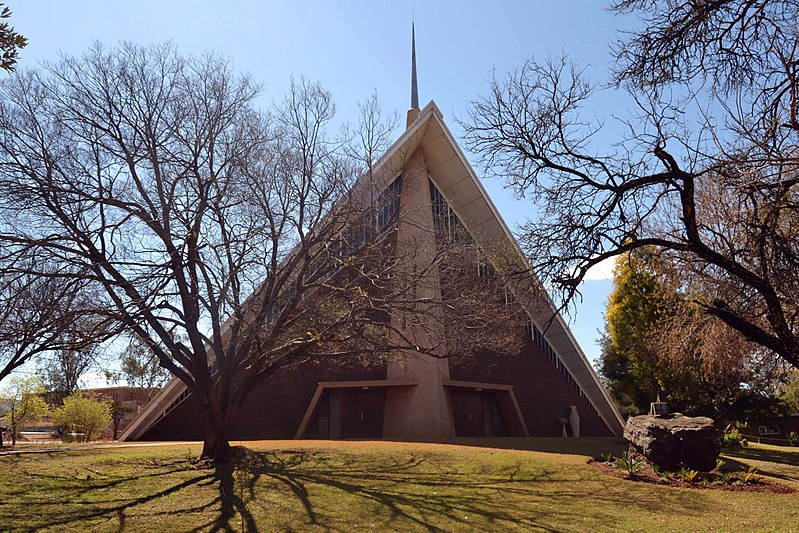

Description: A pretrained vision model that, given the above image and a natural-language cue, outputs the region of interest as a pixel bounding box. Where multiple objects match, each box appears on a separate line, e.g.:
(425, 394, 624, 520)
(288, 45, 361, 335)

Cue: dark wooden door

(341, 389, 385, 438)
(482, 392, 507, 437)
(452, 390, 485, 436)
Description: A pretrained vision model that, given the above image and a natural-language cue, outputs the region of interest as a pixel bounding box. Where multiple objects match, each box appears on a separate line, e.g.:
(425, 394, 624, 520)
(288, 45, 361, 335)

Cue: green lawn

(1, 438, 798, 532)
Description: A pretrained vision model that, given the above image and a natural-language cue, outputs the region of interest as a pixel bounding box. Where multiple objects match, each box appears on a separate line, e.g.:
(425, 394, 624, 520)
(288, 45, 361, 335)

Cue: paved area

(0, 441, 201, 456)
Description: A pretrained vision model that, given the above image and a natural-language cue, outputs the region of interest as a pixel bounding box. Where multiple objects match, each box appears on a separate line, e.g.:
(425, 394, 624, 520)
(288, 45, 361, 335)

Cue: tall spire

(410, 22, 419, 109)
(407, 22, 421, 128)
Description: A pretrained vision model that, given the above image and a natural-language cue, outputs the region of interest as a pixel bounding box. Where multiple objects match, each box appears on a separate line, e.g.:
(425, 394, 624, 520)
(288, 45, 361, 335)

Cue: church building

(120, 30, 624, 443)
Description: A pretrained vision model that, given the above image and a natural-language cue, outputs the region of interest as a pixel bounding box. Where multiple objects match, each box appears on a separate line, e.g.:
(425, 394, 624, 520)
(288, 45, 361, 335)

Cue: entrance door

(341, 388, 385, 438)
(482, 392, 507, 437)
(452, 390, 485, 436)
(311, 390, 342, 439)
(452, 390, 508, 437)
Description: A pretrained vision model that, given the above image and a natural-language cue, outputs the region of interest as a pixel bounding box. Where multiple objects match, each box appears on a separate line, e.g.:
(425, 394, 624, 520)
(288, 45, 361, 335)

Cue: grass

(0, 438, 797, 532)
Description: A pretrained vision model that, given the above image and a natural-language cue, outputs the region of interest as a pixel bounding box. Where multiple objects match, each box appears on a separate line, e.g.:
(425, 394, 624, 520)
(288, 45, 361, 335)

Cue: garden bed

(590, 454, 793, 494)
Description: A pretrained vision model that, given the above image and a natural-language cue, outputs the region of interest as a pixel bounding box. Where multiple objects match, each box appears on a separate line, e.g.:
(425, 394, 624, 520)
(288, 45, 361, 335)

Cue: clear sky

(11, 0, 635, 371)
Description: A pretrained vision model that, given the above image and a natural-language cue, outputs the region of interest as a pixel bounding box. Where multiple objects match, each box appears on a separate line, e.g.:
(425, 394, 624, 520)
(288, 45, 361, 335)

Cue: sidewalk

(0, 441, 201, 455)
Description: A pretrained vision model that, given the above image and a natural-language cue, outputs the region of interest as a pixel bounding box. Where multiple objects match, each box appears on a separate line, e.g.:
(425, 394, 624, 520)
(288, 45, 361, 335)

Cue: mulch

(590, 459, 794, 494)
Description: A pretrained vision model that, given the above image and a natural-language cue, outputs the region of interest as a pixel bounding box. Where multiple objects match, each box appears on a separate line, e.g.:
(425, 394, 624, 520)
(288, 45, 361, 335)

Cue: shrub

(614, 452, 645, 478)
(712, 471, 733, 484)
(51, 393, 111, 443)
(737, 466, 758, 484)
(720, 428, 748, 448)
(652, 465, 670, 483)
(677, 467, 699, 483)
(788, 431, 798, 447)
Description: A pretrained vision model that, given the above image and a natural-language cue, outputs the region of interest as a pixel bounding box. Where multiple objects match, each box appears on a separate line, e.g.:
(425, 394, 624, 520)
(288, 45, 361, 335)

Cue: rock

(624, 413, 720, 471)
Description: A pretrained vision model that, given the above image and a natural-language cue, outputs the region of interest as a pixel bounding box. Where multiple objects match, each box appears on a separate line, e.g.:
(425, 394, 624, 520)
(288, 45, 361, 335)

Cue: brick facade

(449, 338, 613, 437)
(140, 357, 388, 441)
(139, 336, 613, 440)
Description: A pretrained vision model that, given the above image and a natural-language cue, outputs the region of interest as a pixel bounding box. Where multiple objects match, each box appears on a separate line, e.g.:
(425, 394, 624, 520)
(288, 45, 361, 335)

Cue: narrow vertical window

(377, 175, 402, 231)
(429, 179, 472, 244)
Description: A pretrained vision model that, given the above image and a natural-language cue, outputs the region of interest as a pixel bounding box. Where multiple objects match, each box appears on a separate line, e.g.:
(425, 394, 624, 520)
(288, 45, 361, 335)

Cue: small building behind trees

(84, 387, 160, 440)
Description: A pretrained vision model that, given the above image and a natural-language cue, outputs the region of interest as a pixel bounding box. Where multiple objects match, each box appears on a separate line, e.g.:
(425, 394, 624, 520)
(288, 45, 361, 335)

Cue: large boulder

(624, 413, 720, 471)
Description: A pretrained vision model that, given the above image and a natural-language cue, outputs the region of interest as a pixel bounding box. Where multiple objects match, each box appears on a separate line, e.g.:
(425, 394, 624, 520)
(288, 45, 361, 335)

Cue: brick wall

(140, 337, 614, 441)
(139, 357, 387, 441)
(449, 336, 614, 437)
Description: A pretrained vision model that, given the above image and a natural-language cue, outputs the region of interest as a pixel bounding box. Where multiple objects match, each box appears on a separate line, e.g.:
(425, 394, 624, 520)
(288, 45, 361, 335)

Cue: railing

(743, 434, 799, 447)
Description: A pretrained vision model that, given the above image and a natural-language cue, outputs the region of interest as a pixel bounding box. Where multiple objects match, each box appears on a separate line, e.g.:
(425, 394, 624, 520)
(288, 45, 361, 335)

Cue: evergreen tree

(599, 249, 675, 416)
(600, 248, 788, 424)
(105, 336, 170, 399)
(779, 370, 799, 413)
(0, 4, 25, 71)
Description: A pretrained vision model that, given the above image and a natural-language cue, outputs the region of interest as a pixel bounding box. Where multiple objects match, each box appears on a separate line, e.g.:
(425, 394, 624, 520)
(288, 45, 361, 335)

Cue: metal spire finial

(411, 22, 419, 109)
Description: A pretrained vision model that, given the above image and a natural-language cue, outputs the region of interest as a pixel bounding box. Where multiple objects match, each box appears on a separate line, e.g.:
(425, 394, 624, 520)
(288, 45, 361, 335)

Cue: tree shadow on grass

(722, 446, 799, 467)
(4, 448, 267, 533)
(0, 449, 227, 531)
(222, 446, 716, 532)
(720, 452, 799, 485)
(1, 443, 733, 532)
(6, 469, 217, 532)
(447, 436, 629, 458)
(208, 452, 259, 533)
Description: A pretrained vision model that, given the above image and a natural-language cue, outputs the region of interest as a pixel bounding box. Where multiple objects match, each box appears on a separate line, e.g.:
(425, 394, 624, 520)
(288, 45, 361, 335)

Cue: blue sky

(11, 0, 636, 370)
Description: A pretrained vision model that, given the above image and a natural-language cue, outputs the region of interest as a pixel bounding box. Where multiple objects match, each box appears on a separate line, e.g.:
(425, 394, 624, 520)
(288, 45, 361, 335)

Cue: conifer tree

(599, 249, 675, 416)
(600, 249, 789, 423)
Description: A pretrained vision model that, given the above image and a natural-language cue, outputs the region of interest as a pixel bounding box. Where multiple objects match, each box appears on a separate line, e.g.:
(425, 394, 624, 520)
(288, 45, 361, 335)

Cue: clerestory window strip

(429, 179, 473, 245)
(524, 320, 597, 416)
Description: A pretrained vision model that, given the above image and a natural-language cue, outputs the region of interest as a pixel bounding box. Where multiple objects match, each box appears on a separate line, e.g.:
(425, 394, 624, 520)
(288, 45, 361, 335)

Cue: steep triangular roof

(399, 102, 625, 435)
(121, 101, 624, 440)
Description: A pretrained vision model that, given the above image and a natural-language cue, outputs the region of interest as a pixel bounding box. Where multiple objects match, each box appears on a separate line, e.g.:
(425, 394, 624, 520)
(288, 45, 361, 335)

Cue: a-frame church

(120, 33, 624, 443)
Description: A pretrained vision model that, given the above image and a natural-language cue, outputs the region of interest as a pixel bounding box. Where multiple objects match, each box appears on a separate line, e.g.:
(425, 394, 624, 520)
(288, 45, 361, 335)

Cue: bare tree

(0, 43, 516, 459)
(0, 259, 115, 383)
(37, 344, 102, 399)
(350, 89, 399, 174)
(462, 0, 799, 369)
(105, 335, 170, 398)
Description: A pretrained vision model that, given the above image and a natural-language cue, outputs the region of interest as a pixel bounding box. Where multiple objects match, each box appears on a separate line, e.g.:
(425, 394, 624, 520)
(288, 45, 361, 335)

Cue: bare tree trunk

(201, 399, 233, 461)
